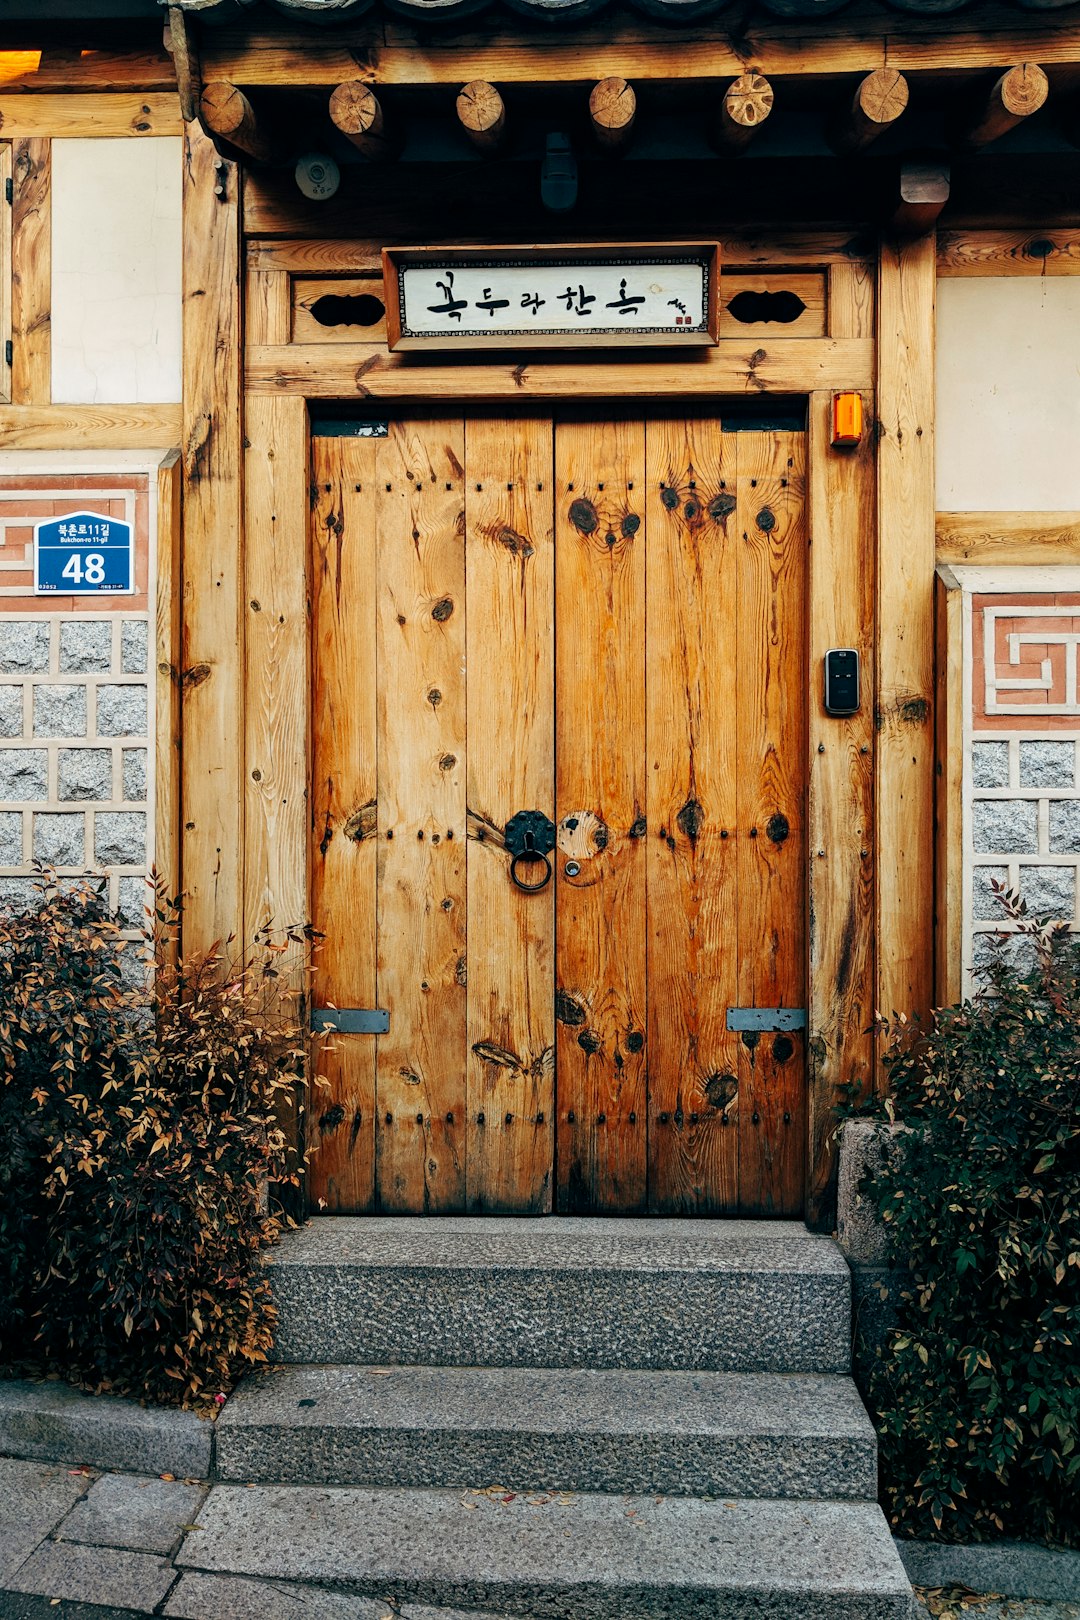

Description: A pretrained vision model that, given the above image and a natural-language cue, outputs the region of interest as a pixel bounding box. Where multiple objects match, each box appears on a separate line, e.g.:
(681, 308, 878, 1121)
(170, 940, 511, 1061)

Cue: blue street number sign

(34, 510, 134, 595)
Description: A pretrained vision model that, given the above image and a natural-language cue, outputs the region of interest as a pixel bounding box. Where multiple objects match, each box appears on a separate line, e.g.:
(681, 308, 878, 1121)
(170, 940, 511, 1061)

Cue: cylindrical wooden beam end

(589, 77, 637, 152)
(456, 80, 506, 153)
(717, 72, 774, 152)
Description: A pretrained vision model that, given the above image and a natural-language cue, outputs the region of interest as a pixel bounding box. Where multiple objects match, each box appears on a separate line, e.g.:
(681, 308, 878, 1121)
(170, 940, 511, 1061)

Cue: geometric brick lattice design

(968, 591, 1080, 978)
(0, 474, 153, 930)
(973, 591, 1080, 731)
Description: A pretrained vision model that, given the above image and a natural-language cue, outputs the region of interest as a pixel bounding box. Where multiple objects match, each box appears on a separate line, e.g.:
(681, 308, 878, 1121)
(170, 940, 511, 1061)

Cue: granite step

(176, 1483, 915, 1620)
(266, 1216, 851, 1372)
(215, 1363, 878, 1498)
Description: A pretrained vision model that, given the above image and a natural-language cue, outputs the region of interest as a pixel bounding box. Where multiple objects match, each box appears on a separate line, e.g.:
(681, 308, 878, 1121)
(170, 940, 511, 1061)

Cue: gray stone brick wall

(969, 735, 1080, 981)
(0, 615, 152, 922)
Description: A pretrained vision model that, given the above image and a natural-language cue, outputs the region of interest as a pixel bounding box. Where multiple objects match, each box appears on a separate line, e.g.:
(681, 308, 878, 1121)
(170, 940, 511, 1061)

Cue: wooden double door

(309, 412, 807, 1217)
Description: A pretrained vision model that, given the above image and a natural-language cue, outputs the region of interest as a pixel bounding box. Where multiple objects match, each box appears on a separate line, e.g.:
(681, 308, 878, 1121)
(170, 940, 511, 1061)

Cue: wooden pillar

(876, 233, 937, 1048)
(805, 265, 877, 1230)
(10, 139, 51, 405)
(155, 450, 183, 943)
(180, 123, 244, 958)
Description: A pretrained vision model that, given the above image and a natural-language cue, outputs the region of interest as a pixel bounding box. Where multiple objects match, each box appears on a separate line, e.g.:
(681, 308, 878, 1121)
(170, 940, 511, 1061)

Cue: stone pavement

(0, 1457, 524, 1620)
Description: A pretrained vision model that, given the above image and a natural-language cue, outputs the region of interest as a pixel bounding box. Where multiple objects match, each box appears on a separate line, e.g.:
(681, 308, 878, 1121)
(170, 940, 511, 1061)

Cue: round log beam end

(457, 80, 506, 152)
(589, 77, 637, 152)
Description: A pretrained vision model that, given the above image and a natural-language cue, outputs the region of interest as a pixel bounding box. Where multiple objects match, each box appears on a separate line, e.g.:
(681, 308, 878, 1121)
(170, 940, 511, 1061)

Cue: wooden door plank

(309, 433, 380, 1212)
(735, 430, 808, 1217)
(876, 234, 936, 1039)
(376, 420, 467, 1213)
(806, 391, 876, 1230)
(465, 417, 555, 1213)
(555, 419, 647, 1215)
(645, 419, 741, 1214)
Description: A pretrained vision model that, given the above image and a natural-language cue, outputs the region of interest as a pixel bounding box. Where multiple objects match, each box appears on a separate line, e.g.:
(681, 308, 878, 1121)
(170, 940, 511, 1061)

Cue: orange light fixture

(831, 391, 864, 447)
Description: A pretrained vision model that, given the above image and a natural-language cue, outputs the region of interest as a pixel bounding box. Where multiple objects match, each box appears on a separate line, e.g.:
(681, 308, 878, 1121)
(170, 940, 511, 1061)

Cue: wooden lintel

(832, 68, 909, 154)
(246, 337, 873, 399)
(330, 81, 395, 160)
(456, 80, 506, 154)
(200, 79, 280, 163)
(936, 509, 1080, 565)
(0, 404, 181, 449)
(164, 5, 201, 125)
(891, 162, 950, 237)
(589, 77, 636, 154)
(960, 61, 1049, 148)
(714, 73, 774, 154)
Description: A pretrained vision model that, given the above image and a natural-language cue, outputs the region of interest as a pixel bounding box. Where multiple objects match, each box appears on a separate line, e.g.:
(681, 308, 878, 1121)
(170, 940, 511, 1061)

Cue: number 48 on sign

(34, 511, 134, 595)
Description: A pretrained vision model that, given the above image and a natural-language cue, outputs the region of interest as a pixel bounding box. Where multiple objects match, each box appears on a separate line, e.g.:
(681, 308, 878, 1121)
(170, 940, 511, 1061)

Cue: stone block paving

(0, 1458, 528, 1620)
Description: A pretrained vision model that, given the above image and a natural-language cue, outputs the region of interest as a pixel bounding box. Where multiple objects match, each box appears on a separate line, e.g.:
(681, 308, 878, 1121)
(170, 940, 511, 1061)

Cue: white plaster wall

(936, 277, 1080, 512)
(51, 138, 182, 405)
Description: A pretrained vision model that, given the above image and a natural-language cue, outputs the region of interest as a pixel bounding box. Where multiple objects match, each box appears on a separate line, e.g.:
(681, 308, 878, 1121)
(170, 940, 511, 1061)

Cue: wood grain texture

(833, 68, 909, 153)
(645, 420, 740, 1215)
(465, 416, 555, 1213)
(0, 145, 10, 404)
(246, 340, 875, 399)
(181, 125, 244, 956)
(806, 391, 875, 1230)
(589, 78, 635, 153)
(309, 434, 380, 1212)
(246, 267, 291, 345)
(876, 233, 936, 1033)
(245, 232, 878, 275)
(735, 431, 807, 1218)
(936, 510, 1080, 564)
(0, 405, 181, 448)
(456, 81, 506, 153)
(329, 82, 393, 159)
(719, 273, 826, 339)
(716, 73, 774, 153)
(0, 94, 181, 137)
(827, 261, 875, 339)
(934, 569, 965, 1010)
(375, 421, 467, 1213)
(292, 277, 388, 346)
(937, 229, 1080, 276)
(243, 393, 309, 952)
(155, 450, 182, 934)
(0, 45, 177, 93)
(11, 139, 50, 406)
(555, 419, 647, 1215)
(961, 62, 1049, 149)
(203, 13, 1080, 88)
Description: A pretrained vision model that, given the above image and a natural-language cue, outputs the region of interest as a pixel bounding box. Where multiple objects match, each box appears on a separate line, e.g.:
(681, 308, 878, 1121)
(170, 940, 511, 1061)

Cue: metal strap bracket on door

(726, 1007, 807, 1032)
(312, 1008, 390, 1034)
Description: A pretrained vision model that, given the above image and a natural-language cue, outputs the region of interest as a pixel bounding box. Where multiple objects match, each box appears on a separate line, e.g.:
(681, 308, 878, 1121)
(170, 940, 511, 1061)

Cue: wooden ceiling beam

(714, 72, 774, 154)
(832, 68, 909, 154)
(199, 17, 1080, 90)
(329, 81, 395, 160)
(456, 80, 506, 154)
(200, 80, 281, 162)
(891, 161, 951, 236)
(960, 61, 1049, 148)
(589, 76, 636, 153)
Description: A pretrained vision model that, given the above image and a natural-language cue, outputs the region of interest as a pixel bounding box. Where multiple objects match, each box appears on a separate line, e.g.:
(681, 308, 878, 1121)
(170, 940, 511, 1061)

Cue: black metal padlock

(503, 810, 556, 893)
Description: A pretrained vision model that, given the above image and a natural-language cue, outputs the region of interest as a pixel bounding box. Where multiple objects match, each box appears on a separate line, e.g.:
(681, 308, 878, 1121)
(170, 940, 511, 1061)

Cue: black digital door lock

(824, 648, 860, 716)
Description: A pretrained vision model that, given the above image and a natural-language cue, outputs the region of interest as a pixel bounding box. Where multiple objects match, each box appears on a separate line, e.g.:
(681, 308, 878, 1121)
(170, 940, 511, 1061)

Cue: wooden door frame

(218, 215, 920, 1228)
(238, 383, 876, 1227)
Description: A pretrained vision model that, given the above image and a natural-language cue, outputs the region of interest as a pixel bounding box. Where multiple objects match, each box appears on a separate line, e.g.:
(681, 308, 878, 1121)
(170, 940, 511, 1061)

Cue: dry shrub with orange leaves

(0, 871, 308, 1409)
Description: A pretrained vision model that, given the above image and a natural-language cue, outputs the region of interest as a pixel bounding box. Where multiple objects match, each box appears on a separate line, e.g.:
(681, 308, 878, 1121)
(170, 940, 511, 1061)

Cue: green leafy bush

(865, 891, 1079, 1547)
(0, 872, 306, 1408)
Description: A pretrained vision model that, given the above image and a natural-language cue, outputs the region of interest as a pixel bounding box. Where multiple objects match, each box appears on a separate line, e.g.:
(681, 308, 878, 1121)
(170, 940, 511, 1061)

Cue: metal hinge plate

(726, 1007, 807, 1032)
(312, 1008, 389, 1034)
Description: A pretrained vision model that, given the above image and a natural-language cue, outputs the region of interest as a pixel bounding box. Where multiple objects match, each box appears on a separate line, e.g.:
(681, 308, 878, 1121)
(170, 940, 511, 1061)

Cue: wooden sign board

(382, 244, 719, 350)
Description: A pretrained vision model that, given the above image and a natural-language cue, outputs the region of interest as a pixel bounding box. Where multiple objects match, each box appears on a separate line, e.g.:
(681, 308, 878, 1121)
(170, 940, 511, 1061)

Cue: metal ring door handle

(510, 849, 553, 892)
